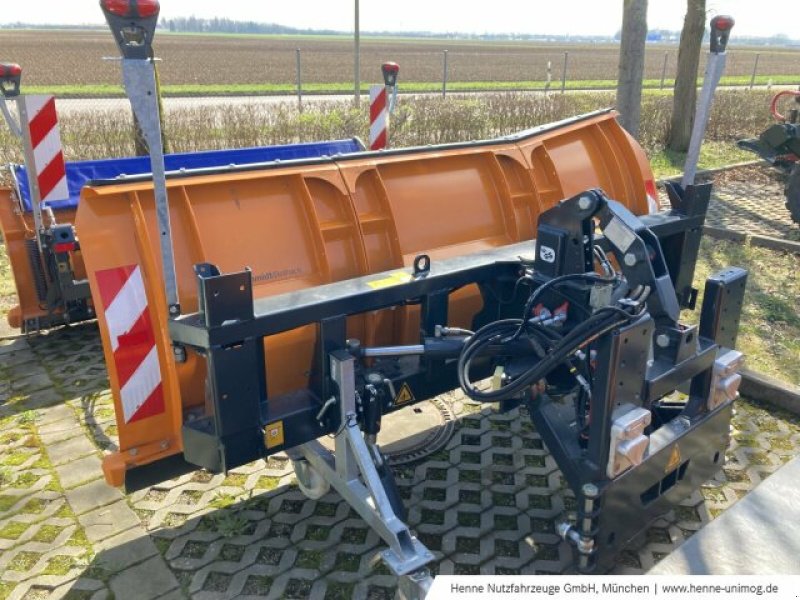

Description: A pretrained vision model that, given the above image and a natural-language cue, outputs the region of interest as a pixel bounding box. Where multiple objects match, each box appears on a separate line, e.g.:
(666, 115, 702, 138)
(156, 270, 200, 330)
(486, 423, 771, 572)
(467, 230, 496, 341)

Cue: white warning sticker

(604, 216, 637, 253)
(539, 245, 556, 264)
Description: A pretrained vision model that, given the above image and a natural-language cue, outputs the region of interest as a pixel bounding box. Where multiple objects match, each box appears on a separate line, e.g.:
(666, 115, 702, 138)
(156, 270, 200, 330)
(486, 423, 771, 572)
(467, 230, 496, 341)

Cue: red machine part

(770, 90, 800, 122)
(0, 63, 22, 78)
(710, 15, 734, 32)
(100, 0, 160, 19)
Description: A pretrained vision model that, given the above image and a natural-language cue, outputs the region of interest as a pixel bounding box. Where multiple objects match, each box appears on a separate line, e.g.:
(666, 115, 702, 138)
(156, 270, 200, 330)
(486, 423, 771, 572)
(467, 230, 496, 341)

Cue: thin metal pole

(660, 51, 669, 89)
(561, 51, 568, 94)
(354, 0, 360, 107)
(749, 53, 760, 90)
(544, 60, 552, 94)
(17, 97, 44, 250)
(682, 52, 728, 188)
(442, 50, 448, 98)
(296, 48, 302, 111)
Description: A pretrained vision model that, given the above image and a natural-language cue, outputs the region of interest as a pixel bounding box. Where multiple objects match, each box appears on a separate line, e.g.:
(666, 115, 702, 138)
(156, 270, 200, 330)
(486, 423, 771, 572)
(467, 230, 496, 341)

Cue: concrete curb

(740, 368, 800, 416)
(656, 160, 765, 185)
(702, 226, 800, 254)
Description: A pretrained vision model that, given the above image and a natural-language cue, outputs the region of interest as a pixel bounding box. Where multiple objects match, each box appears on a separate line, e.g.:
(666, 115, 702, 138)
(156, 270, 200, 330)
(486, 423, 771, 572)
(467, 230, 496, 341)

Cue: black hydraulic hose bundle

(457, 273, 646, 403)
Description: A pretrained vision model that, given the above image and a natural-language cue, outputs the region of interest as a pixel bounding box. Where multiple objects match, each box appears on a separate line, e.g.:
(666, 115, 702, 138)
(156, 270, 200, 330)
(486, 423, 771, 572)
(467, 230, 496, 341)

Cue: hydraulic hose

(458, 306, 636, 403)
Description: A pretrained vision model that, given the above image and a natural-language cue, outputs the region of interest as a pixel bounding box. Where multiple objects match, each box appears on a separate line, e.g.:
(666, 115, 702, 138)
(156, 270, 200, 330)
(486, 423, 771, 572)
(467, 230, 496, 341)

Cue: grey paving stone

(155, 589, 188, 600)
(109, 555, 179, 600)
(49, 434, 98, 466)
(38, 419, 85, 444)
(79, 500, 141, 542)
(93, 527, 160, 573)
(38, 403, 77, 425)
(56, 453, 103, 489)
(66, 478, 122, 515)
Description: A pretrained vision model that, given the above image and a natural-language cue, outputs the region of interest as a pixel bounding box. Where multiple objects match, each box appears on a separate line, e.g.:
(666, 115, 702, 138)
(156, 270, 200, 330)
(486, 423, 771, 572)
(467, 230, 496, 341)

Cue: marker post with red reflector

(370, 63, 400, 150)
(0, 62, 69, 251)
(101, 0, 180, 317)
(0, 63, 23, 139)
(681, 15, 735, 188)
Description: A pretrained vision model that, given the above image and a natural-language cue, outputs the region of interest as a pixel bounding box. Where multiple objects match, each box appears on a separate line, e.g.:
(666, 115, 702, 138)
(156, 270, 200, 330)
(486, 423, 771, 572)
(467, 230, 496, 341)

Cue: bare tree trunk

(616, 0, 648, 137)
(667, 0, 706, 152)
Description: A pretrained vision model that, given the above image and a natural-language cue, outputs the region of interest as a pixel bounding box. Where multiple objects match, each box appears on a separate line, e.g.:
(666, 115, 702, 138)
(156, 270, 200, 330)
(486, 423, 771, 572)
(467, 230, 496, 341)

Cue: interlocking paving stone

(660, 164, 800, 242)
(65, 478, 123, 516)
(109, 555, 180, 600)
(47, 434, 98, 466)
(79, 501, 141, 543)
(93, 527, 160, 573)
(55, 454, 103, 489)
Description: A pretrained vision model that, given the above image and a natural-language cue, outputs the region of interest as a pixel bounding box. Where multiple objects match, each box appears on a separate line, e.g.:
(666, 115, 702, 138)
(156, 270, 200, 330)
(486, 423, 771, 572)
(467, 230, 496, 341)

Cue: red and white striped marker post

(20, 95, 69, 206)
(369, 84, 388, 150)
(95, 264, 165, 424)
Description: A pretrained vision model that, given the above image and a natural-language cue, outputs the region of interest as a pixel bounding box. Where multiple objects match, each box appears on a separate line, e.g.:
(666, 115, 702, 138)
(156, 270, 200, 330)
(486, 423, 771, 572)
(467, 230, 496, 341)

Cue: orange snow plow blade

(73, 109, 656, 488)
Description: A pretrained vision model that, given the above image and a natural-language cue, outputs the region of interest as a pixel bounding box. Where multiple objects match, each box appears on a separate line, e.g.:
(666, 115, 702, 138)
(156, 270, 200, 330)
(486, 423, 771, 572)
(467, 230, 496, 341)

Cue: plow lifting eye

(100, 0, 161, 60)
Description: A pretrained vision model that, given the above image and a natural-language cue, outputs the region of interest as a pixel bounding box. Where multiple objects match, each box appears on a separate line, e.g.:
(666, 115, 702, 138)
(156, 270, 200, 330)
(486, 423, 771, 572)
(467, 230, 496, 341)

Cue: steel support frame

(297, 351, 434, 589)
(157, 187, 744, 578)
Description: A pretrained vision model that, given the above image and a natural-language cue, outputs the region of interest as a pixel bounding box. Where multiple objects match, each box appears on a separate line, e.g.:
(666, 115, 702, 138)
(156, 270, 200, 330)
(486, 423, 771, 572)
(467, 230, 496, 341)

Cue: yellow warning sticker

(394, 382, 415, 406)
(367, 271, 412, 290)
(665, 445, 681, 473)
(265, 421, 285, 449)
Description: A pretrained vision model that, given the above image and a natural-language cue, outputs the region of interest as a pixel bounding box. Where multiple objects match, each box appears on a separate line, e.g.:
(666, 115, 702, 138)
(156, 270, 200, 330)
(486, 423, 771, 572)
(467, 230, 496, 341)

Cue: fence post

(660, 51, 668, 89)
(442, 50, 448, 98)
(561, 51, 568, 94)
(545, 60, 552, 94)
(749, 53, 760, 89)
(296, 48, 302, 111)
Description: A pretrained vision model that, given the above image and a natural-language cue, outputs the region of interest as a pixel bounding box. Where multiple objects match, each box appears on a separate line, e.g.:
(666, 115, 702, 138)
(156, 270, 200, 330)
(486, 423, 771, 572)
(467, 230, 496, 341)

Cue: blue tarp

(14, 139, 363, 212)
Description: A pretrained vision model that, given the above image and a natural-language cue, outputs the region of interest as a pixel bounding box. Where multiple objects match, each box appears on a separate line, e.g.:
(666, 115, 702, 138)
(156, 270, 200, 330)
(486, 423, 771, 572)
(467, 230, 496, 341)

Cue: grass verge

(23, 74, 800, 98)
(692, 237, 800, 386)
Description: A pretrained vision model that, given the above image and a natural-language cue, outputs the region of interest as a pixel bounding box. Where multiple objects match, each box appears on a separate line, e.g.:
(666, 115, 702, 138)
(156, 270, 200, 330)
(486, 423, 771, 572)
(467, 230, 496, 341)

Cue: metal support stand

(120, 59, 180, 315)
(296, 351, 433, 592)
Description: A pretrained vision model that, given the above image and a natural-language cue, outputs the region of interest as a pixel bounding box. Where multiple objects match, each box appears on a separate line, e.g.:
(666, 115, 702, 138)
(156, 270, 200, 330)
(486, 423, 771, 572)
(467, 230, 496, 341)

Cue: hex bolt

(582, 483, 599, 498)
(623, 253, 637, 267)
(578, 195, 592, 210)
(169, 305, 179, 315)
(656, 334, 670, 348)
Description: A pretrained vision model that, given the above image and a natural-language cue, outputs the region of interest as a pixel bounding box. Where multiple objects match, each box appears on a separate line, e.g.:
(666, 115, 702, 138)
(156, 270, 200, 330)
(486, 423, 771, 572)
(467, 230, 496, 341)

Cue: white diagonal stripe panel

(119, 345, 161, 422)
(105, 266, 148, 352)
(23, 94, 51, 119)
(32, 125, 63, 172)
(41, 175, 69, 204)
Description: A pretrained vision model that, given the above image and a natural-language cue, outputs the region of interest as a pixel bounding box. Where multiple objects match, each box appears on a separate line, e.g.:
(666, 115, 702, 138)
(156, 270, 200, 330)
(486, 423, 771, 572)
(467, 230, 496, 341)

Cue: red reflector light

(54, 242, 76, 253)
(100, 0, 160, 18)
(0, 63, 22, 77)
(644, 179, 657, 199)
(382, 62, 399, 73)
(711, 15, 735, 31)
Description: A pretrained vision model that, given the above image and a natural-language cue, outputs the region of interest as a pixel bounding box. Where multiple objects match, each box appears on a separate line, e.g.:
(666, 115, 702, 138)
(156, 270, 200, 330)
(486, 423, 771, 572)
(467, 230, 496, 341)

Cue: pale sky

(0, 1, 793, 39)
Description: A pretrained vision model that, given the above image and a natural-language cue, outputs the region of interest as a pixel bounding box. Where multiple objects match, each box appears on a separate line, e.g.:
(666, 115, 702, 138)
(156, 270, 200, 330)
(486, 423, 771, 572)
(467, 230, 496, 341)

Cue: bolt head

(582, 483, 599, 498)
(623, 253, 637, 267)
(656, 334, 670, 348)
(578, 195, 592, 210)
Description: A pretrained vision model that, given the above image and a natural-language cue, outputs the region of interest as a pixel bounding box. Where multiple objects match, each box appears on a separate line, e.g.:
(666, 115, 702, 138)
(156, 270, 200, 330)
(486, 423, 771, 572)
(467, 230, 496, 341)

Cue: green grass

(23, 74, 800, 98)
(692, 237, 800, 385)
(650, 142, 756, 179)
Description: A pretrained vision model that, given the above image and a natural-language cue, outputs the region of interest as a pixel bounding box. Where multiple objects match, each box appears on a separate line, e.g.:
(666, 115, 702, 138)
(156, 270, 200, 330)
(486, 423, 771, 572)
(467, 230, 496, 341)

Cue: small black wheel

(783, 162, 800, 226)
